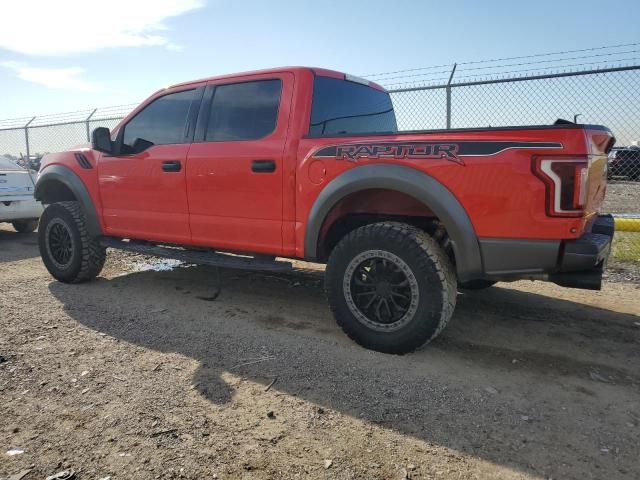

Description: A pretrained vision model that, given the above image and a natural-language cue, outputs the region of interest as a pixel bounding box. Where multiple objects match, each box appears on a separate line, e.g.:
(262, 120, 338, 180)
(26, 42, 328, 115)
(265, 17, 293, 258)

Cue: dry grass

(611, 231, 640, 262)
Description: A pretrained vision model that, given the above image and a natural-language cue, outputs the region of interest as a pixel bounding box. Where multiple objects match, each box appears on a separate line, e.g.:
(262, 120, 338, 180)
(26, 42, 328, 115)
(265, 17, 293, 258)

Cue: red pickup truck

(35, 67, 615, 354)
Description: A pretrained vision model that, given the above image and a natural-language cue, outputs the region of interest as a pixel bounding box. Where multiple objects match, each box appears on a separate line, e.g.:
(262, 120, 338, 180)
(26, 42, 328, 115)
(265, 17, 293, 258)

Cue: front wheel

(325, 222, 457, 354)
(12, 219, 38, 233)
(38, 201, 106, 283)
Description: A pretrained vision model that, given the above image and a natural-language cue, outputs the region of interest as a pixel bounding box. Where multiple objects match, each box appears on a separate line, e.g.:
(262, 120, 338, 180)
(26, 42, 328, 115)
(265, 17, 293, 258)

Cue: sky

(1, 0, 640, 119)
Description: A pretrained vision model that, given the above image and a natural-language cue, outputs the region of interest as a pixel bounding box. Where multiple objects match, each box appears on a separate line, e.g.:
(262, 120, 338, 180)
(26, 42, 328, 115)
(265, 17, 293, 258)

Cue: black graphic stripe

(457, 141, 562, 156)
(314, 141, 562, 159)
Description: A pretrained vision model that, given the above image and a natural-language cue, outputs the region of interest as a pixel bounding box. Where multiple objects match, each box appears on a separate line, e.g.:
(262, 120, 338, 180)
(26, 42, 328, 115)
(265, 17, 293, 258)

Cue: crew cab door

(98, 87, 202, 243)
(186, 73, 293, 254)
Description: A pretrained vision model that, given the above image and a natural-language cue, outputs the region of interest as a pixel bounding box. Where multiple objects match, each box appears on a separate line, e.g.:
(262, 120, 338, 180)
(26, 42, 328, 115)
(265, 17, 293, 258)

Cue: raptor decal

(313, 141, 563, 164)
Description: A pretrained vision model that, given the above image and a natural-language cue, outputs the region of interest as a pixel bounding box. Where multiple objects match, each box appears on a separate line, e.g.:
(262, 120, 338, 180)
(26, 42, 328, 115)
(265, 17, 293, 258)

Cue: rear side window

(309, 77, 397, 136)
(206, 80, 281, 141)
(123, 89, 196, 147)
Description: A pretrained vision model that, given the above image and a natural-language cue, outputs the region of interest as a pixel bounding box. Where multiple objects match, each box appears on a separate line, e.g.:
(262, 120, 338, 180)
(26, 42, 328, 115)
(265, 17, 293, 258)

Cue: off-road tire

(12, 219, 38, 233)
(38, 201, 106, 283)
(325, 222, 457, 354)
(459, 279, 497, 290)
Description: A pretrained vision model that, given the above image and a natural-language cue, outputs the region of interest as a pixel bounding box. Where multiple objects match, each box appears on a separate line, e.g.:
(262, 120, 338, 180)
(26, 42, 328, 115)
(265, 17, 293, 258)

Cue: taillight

(533, 157, 588, 217)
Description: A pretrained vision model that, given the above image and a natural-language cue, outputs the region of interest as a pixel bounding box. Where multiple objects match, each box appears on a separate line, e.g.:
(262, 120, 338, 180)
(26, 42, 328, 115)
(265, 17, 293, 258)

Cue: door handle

(162, 160, 182, 172)
(251, 160, 276, 173)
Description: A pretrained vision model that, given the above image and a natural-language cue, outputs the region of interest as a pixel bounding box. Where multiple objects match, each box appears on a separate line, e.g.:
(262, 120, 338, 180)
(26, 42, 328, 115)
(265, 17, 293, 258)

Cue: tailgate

(584, 128, 615, 218)
(0, 170, 37, 198)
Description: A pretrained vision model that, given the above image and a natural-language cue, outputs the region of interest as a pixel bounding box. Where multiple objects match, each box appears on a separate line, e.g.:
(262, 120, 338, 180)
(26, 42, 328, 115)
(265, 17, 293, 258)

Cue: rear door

(186, 73, 293, 254)
(98, 87, 202, 243)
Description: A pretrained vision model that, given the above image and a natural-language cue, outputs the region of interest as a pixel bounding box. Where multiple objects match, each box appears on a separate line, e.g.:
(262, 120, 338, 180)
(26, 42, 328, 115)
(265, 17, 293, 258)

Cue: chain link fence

(0, 65, 638, 275)
(0, 104, 135, 161)
(388, 65, 640, 173)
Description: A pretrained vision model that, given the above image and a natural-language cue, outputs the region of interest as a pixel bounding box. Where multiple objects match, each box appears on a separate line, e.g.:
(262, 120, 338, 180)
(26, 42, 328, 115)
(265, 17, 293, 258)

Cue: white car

(0, 156, 43, 232)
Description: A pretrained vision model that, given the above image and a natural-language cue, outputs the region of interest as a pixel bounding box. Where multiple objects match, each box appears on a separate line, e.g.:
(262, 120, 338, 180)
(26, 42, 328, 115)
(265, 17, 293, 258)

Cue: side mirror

(91, 127, 113, 154)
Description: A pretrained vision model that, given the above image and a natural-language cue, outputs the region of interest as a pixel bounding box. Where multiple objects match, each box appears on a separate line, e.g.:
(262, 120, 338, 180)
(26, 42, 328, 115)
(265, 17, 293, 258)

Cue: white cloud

(0, 0, 204, 55)
(166, 43, 185, 52)
(2, 62, 99, 91)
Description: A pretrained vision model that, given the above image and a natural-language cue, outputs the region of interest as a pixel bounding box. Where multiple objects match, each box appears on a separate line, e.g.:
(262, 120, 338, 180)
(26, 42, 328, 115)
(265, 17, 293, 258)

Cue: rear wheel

(38, 201, 106, 283)
(325, 222, 457, 354)
(12, 219, 38, 233)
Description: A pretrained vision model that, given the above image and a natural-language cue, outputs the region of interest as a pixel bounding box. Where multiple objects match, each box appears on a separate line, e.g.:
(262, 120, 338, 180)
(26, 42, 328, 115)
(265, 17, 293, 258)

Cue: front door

(186, 74, 293, 254)
(98, 87, 201, 244)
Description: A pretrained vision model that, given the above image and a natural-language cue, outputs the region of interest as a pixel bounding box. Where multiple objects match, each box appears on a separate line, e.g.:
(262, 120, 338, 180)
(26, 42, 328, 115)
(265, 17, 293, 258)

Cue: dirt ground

(602, 180, 640, 216)
(1, 225, 639, 480)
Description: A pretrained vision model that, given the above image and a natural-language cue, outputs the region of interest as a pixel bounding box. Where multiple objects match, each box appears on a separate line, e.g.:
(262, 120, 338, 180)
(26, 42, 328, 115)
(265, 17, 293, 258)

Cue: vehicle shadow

(48, 264, 640, 479)
(0, 227, 39, 262)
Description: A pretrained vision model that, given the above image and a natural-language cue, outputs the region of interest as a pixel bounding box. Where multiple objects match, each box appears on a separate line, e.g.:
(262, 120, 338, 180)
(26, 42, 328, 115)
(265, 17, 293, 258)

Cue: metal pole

(24, 116, 36, 159)
(445, 63, 457, 129)
(85, 108, 97, 142)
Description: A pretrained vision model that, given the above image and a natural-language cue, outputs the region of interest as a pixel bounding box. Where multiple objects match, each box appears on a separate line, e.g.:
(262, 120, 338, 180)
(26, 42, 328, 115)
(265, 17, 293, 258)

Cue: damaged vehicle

(34, 67, 615, 353)
(0, 156, 42, 233)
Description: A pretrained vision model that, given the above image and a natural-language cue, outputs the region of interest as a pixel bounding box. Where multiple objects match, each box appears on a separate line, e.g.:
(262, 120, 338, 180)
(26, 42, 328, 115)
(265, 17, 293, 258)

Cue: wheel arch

(304, 164, 482, 282)
(35, 165, 102, 237)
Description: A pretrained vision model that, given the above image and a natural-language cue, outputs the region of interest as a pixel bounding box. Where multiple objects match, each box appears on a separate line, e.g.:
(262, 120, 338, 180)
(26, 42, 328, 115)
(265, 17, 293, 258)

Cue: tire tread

(325, 222, 457, 354)
(12, 219, 38, 233)
(40, 201, 105, 283)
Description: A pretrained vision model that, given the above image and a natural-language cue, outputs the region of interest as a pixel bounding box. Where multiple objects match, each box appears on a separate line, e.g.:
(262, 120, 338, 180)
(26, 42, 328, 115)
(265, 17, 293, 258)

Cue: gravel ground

(604, 261, 640, 284)
(1, 225, 639, 480)
(602, 180, 640, 215)
(601, 180, 640, 283)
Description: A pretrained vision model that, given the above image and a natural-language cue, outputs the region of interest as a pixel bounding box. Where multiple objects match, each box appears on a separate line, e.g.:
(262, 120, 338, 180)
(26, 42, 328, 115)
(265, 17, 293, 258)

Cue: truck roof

(170, 66, 385, 91)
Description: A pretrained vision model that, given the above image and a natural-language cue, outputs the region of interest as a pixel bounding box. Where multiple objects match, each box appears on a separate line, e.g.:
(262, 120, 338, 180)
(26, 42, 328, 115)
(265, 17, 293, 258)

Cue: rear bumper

(0, 197, 43, 222)
(548, 215, 613, 290)
(559, 215, 613, 271)
(479, 214, 614, 290)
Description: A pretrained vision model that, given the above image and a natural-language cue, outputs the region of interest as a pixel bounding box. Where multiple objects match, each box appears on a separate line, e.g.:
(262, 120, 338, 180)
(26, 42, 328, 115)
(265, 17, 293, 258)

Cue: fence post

(85, 108, 98, 142)
(24, 116, 36, 159)
(445, 63, 457, 129)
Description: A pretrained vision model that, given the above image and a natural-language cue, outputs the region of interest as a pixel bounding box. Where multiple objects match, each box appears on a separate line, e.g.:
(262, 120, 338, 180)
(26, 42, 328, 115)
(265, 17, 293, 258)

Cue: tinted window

(123, 89, 196, 148)
(206, 80, 281, 141)
(310, 77, 397, 136)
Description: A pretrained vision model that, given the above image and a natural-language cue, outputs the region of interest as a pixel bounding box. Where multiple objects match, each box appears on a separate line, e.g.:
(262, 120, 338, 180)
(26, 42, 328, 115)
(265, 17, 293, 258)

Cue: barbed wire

(371, 50, 640, 84)
(457, 49, 640, 73)
(0, 103, 138, 128)
(379, 59, 640, 89)
(361, 41, 640, 78)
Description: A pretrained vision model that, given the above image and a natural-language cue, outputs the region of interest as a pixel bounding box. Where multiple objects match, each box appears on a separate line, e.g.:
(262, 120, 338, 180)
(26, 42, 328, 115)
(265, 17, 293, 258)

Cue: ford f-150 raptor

(35, 67, 615, 354)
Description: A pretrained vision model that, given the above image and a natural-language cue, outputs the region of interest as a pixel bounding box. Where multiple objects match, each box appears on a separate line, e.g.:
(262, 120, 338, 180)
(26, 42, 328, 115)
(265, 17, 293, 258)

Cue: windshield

(309, 76, 397, 136)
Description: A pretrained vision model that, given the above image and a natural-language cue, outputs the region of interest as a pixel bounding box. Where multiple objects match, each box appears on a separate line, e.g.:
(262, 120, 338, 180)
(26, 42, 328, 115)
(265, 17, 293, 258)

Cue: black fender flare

(34, 165, 102, 237)
(304, 164, 482, 282)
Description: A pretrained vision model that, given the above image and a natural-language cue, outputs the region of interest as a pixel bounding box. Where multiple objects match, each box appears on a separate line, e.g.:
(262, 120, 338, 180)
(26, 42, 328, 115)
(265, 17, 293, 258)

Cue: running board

(100, 237, 292, 272)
